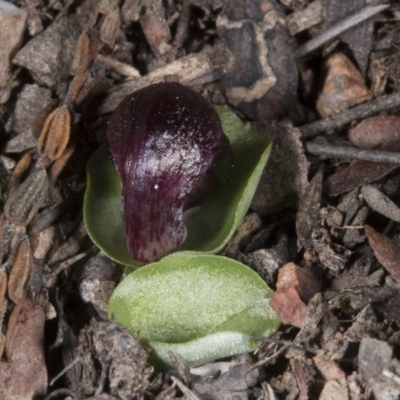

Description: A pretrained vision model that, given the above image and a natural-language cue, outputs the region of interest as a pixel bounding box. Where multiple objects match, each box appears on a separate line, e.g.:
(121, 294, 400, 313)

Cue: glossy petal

(107, 83, 230, 264)
(84, 106, 271, 268)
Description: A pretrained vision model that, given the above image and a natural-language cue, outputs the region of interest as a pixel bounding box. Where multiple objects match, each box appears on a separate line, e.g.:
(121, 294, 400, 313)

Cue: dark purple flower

(107, 82, 231, 264)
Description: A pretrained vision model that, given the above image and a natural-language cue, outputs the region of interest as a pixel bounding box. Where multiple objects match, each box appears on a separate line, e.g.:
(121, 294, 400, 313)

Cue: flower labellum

(107, 82, 231, 264)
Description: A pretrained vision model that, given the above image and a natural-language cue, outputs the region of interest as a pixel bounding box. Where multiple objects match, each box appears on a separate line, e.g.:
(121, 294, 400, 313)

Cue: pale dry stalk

(0, 269, 8, 358)
(49, 144, 76, 182)
(8, 239, 33, 305)
(7, 152, 32, 197)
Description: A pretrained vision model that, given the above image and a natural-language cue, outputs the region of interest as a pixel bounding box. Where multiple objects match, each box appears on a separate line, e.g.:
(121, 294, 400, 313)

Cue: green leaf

(108, 253, 280, 368)
(84, 106, 271, 267)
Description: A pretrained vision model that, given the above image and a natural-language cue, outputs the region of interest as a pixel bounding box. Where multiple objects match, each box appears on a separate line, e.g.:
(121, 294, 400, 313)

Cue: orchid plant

(84, 83, 280, 368)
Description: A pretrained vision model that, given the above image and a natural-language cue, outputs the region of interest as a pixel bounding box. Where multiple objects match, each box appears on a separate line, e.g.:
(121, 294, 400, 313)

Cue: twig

(252, 335, 320, 355)
(170, 376, 201, 400)
(94, 44, 225, 116)
(49, 358, 80, 386)
(96, 54, 141, 78)
(172, 0, 191, 50)
(299, 92, 400, 138)
(295, 4, 390, 58)
(44, 250, 92, 287)
(306, 142, 400, 164)
(37, 193, 84, 231)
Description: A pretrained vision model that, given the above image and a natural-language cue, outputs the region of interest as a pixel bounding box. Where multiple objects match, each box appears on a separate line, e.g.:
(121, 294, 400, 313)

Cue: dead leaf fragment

(326, 141, 400, 196)
(324, 0, 375, 76)
(361, 185, 400, 223)
(4, 168, 48, 226)
(192, 363, 252, 400)
(0, 299, 47, 399)
(5, 84, 52, 153)
(365, 225, 400, 284)
(316, 53, 371, 118)
(349, 115, 400, 149)
(13, 15, 82, 87)
(0, 1, 27, 88)
(251, 121, 309, 216)
(296, 170, 323, 249)
(139, 0, 171, 56)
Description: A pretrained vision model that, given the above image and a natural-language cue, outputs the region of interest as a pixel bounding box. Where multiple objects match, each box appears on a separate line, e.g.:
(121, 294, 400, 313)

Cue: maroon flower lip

(107, 82, 231, 264)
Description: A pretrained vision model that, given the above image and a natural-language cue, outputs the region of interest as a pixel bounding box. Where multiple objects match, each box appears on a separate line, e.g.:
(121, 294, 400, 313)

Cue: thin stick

(44, 250, 91, 287)
(252, 335, 320, 355)
(306, 142, 400, 164)
(299, 92, 400, 138)
(296, 4, 390, 58)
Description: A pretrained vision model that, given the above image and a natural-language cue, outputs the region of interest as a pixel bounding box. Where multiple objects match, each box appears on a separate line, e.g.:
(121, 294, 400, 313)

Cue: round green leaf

(84, 106, 271, 267)
(108, 253, 280, 368)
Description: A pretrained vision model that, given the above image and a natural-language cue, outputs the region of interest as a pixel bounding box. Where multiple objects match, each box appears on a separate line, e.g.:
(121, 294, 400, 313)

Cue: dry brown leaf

(326, 140, 400, 196)
(365, 225, 400, 284)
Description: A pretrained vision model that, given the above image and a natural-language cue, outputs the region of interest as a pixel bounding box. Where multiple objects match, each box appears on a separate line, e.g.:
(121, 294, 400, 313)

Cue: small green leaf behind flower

(84, 106, 271, 268)
(108, 252, 280, 368)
